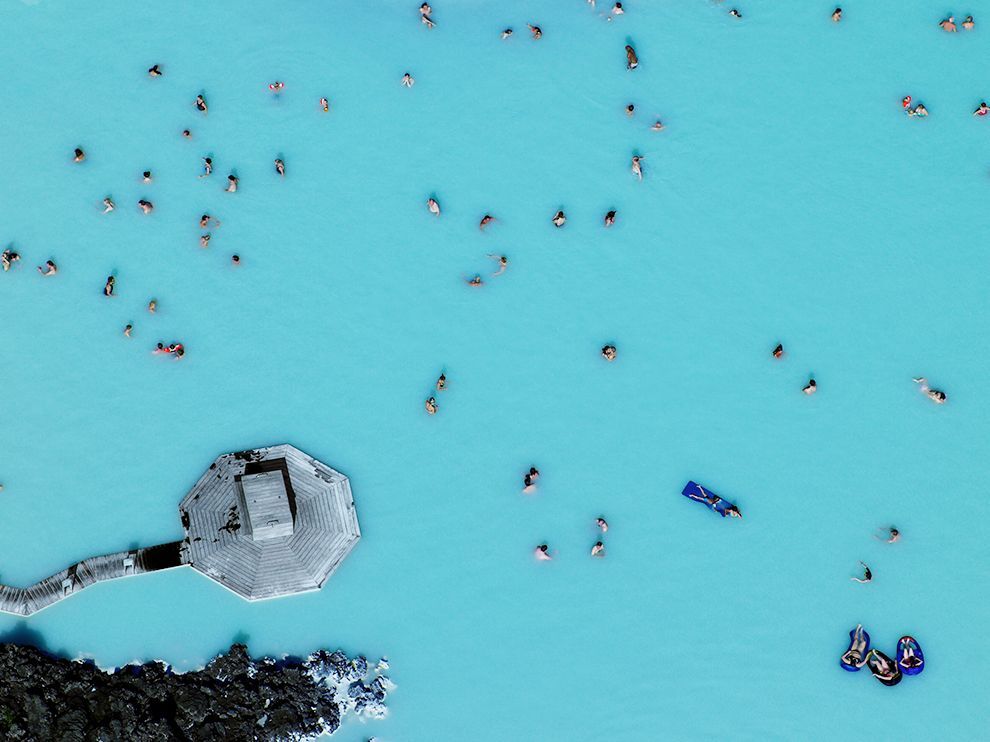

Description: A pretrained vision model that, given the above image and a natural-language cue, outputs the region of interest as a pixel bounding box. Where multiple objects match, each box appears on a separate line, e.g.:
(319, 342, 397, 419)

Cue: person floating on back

(913, 377, 946, 404)
(851, 561, 872, 583)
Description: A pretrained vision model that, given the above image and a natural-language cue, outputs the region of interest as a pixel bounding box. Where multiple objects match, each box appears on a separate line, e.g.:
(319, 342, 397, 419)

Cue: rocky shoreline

(0, 642, 391, 741)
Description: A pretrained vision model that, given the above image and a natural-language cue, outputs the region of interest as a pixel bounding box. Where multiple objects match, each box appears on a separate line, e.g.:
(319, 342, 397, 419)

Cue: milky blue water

(1, 1, 987, 739)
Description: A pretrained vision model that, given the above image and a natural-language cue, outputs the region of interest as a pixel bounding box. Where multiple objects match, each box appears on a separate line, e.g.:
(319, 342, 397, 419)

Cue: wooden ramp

(0, 541, 185, 617)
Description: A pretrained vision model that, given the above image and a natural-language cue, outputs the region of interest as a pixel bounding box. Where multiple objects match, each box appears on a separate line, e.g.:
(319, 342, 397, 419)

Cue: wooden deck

(179, 444, 360, 602)
(0, 443, 359, 616)
(0, 541, 184, 617)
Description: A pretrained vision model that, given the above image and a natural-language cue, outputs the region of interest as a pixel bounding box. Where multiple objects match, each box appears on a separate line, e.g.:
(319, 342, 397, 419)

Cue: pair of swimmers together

(154, 342, 185, 359)
(425, 372, 448, 414)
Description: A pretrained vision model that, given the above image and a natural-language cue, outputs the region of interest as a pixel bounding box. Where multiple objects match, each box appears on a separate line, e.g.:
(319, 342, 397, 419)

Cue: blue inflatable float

(896, 636, 925, 676)
(840, 625, 870, 671)
(681, 481, 742, 518)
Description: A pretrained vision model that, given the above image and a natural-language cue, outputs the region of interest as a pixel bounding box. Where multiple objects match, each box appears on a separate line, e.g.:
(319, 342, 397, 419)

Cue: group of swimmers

(771, 343, 947, 403)
(520, 467, 610, 559)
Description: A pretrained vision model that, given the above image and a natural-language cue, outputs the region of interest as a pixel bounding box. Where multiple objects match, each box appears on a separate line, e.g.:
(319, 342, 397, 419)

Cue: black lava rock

(0, 642, 392, 741)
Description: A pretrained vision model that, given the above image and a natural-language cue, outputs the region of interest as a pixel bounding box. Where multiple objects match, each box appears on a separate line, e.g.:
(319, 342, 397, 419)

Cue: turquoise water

(1, 0, 987, 738)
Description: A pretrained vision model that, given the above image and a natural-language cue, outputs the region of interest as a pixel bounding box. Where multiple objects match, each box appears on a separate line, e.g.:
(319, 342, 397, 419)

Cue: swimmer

(875, 526, 900, 544)
(625, 103, 635, 116)
(523, 467, 540, 493)
(939, 15, 957, 32)
(552, 210, 566, 227)
(479, 214, 495, 230)
(591, 542, 606, 557)
(488, 254, 508, 276)
(467, 275, 483, 287)
(851, 561, 872, 584)
(199, 157, 213, 177)
(436, 373, 446, 391)
(502, 28, 513, 39)
(963, 15, 975, 29)
(124, 324, 132, 338)
(37, 260, 57, 277)
(604, 210, 617, 227)
(182, 129, 192, 139)
(102, 197, 115, 214)
(974, 102, 989, 116)
(200, 214, 221, 228)
(631, 155, 644, 180)
(320, 97, 330, 112)
(138, 199, 154, 214)
(268, 81, 285, 93)
(772, 343, 784, 359)
(73, 147, 86, 163)
(528, 24, 542, 40)
(625, 44, 638, 70)
(651, 119, 665, 131)
(803, 377, 817, 395)
(200, 234, 211, 248)
(195, 94, 208, 113)
(601, 344, 617, 361)
(729, 9, 742, 19)
(425, 396, 438, 415)
(142, 170, 152, 183)
(612, 3, 624, 16)
(148, 299, 157, 314)
(1, 249, 20, 271)
(427, 197, 441, 216)
(226, 174, 238, 193)
(902, 95, 912, 109)
(909, 103, 928, 117)
(104, 276, 115, 296)
(832, 7, 842, 22)
(401, 73, 415, 88)
(535, 544, 552, 561)
(231, 254, 240, 265)
(596, 517, 609, 532)
(912, 377, 947, 404)
(275, 158, 285, 176)
(148, 64, 162, 77)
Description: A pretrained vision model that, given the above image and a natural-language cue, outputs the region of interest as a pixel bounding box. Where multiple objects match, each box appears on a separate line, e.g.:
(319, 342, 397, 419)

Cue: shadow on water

(0, 622, 56, 654)
(231, 630, 251, 648)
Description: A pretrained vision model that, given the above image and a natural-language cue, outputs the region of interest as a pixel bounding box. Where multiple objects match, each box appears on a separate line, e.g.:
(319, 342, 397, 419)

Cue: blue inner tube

(896, 636, 925, 676)
(840, 626, 870, 672)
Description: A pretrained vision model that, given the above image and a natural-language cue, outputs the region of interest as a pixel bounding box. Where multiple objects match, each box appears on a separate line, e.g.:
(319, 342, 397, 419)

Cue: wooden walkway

(0, 541, 184, 617)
